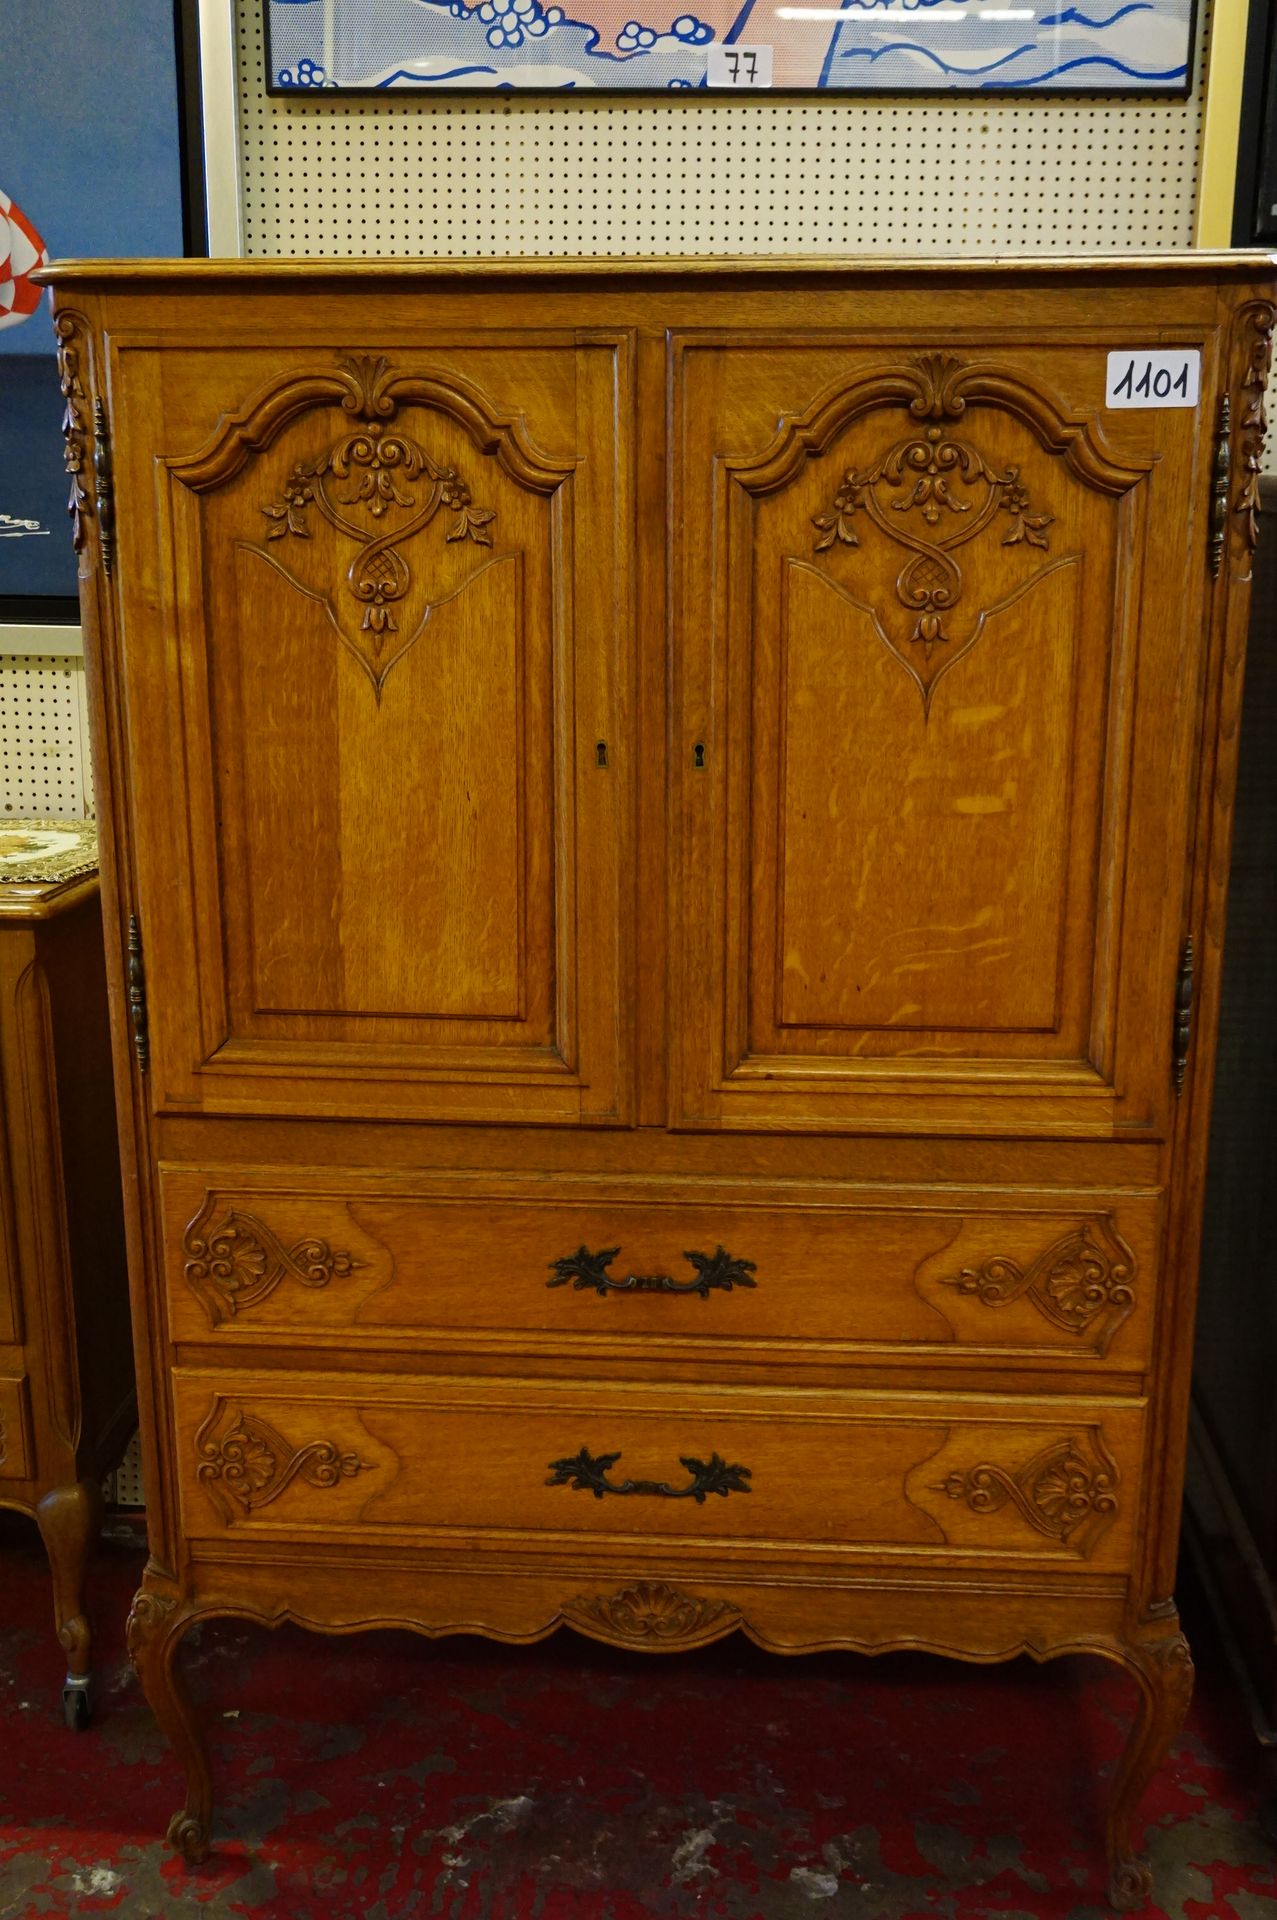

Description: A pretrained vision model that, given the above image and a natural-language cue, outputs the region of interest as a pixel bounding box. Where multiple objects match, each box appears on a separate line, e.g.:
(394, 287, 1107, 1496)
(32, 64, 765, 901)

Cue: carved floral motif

(939, 1221, 1135, 1345)
(1173, 935, 1195, 1096)
(1233, 303, 1276, 557)
(182, 1195, 361, 1327)
(126, 914, 148, 1073)
(125, 1585, 178, 1666)
(811, 353, 1053, 662)
(562, 1581, 743, 1646)
(195, 1401, 371, 1524)
(1154, 1630, 1196, 1705)
(1210, 396, 1232, 579)
(93, 397, 115, 577)
(936, 1432, 1119, 1556)
(257, 352, 496, 677)
(54, 313, 91, 555)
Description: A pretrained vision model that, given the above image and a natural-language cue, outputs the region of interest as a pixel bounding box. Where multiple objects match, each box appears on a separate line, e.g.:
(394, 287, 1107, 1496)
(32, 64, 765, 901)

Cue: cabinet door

(112, 334, 632, 1124)
(671, 334, 1210, 1135)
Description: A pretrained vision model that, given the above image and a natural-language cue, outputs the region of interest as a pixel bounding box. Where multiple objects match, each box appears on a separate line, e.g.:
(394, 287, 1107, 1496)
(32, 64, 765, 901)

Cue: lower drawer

(171, 1366, 1144, 1573)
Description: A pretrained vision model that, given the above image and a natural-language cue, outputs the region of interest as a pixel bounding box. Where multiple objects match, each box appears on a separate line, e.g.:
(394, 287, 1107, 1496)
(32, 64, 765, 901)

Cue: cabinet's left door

(106, 327, 633, 1125)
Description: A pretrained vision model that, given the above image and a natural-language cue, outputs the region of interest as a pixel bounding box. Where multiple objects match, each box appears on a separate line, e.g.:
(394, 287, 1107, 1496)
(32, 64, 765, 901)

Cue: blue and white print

(268, 0, 1193, 91)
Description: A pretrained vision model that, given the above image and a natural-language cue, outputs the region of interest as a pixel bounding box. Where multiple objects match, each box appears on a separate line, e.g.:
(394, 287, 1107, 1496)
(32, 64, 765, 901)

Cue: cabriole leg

(35, 1478, 104, 1729)
(126, 1575, 214, 1864)
(1106, 1621, 1194, 1911)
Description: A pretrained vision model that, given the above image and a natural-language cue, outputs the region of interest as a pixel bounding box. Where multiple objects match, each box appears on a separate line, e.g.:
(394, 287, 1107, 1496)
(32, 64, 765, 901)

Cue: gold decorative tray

(0, 819, 98, 884)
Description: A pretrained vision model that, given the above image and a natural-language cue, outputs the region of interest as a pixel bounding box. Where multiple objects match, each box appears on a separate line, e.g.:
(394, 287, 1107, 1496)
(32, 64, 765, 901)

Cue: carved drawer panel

(159, 1167, 1160, 1368)
(170, 1365, 1144, 1573)
(0, 1374, 33, 1481)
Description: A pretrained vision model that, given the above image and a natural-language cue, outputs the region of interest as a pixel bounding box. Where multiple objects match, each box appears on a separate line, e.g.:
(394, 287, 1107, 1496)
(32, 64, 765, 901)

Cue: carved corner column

(1105, 1621, 1195, 1911)
(1230, 301, 1276, 578)
(126, 1565, 214, 1864)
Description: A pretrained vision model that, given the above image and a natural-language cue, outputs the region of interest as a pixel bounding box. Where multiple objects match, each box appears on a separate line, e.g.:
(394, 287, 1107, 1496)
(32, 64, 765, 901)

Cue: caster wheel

(62, 1680, 92, 1730)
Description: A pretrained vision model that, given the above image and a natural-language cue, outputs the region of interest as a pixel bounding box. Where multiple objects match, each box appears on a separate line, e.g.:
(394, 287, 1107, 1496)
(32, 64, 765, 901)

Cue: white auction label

(1105, 349, 1201, 409)
(706, 42, 773, 85)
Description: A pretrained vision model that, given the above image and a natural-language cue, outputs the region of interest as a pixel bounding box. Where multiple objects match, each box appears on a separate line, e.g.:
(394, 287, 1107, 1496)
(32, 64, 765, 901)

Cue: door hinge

(1173, 934, 1194, 1096)
(127, 913, 149, 1073)
(93, 397, 115, 578)
(1209, 395, 1231, 579)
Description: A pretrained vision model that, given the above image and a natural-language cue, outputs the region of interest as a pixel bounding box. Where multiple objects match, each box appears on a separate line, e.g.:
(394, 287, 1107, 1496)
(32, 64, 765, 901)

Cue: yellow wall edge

(1197, 0, 1254, 245)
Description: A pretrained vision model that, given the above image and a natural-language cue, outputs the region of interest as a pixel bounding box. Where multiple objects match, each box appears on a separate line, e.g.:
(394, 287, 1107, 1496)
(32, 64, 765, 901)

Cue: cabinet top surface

(33, 249, 1277, 289)
(0, 873, 99, 923)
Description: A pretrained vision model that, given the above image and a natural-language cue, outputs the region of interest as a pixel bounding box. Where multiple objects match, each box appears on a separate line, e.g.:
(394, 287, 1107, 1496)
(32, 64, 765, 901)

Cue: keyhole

(595, 741, 608, 769)
(693, 742, 707, 771)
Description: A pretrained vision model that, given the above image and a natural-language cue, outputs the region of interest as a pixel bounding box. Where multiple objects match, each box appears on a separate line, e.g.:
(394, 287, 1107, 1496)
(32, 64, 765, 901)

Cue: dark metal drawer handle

(546, 1447, 752, 1502)
(547, 1244, 757, 1298)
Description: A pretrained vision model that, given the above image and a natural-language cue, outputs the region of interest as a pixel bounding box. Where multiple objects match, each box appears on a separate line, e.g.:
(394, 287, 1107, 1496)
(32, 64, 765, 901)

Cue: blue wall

(0, 0, 186, 358)
(0, 0, 187, 595)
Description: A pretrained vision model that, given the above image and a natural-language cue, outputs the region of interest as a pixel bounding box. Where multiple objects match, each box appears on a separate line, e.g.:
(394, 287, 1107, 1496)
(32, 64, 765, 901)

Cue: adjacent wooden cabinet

(1187, 475, 1277, 1778)
(39, 253, 1276, 1909)
(0, 826, 132, 1725)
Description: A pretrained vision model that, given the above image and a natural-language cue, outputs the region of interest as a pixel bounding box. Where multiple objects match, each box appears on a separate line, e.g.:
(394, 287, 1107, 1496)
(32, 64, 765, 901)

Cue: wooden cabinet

(1186, 475, 1277, 1776)
(39, 253, 1275, 1908)
(0, 822, 132, 1725)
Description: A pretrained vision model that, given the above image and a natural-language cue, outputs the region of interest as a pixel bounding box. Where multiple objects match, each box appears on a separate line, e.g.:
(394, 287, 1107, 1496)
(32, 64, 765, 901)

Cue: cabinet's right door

(670, 332, 1212, 1136)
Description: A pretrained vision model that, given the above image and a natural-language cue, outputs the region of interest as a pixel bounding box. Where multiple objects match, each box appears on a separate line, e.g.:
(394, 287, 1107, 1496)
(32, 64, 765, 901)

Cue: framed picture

(267, 0, 1196, 95)
(1232, 0, 1277, 242)
(0, 0, 206, 625)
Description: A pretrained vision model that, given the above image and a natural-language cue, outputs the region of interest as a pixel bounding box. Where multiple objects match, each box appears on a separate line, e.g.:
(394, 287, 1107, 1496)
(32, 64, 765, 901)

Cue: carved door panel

(671, 337, 1210, 1135)
(112, 338, 632, 1124)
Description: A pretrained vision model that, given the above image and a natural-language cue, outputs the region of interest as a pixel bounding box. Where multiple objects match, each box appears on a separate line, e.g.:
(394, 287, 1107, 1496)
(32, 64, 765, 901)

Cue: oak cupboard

(37, 252, 1276, 1908)
(0, 821, 132, 1725)
(1187, 473, 1277, 1789)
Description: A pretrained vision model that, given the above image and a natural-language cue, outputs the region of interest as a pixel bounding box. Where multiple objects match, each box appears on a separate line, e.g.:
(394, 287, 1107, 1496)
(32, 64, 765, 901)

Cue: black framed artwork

(0, 0, 206, 624)
(1234, 0, 1277, 244)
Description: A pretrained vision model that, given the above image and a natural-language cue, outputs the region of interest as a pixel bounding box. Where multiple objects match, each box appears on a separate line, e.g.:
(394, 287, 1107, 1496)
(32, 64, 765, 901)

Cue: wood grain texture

(41, 253, 1275, 1903)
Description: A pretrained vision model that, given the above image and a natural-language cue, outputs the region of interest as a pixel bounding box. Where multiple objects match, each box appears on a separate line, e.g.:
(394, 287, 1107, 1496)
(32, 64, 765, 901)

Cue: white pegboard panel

(237, 0, 1212, 256)
(103, 1429, 146, 1510)
(0, 656, 93, 820)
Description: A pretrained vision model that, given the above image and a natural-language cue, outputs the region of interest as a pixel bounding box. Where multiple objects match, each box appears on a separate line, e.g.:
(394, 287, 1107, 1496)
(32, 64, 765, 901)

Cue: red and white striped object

(0, 189, 49, 332)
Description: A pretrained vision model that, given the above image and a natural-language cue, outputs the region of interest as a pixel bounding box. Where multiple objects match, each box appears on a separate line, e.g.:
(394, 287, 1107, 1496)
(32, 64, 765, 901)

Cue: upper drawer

(160, 1166, 1160, 1370)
